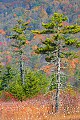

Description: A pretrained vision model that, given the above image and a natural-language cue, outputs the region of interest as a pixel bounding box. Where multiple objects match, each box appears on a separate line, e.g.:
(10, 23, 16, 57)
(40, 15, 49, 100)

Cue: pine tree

(0, 65, 15, 90)
(32, 13, 80, 112)
(24, 69, 49, 98)
(9, 20, 30, 85)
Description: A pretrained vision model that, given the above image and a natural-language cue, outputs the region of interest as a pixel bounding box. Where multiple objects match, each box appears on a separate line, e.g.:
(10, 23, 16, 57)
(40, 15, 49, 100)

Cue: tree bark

(20, 54, 25, 85)
(55, 48, 61, 112)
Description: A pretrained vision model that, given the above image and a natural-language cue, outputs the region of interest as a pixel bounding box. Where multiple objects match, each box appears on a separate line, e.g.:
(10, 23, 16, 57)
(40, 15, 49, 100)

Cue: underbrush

(0, 89, 80, 120)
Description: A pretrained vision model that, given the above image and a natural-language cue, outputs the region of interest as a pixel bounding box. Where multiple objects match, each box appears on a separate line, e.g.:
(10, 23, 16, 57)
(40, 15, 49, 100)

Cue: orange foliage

(14, 47, 19, 51)
(13, 13, 17, 17)
(78, 14, 80, 18)
(26, 40, 30, 45)
(76, 51, 80, 64)
(33, 6, 40, 11)
(32, 45, 38, 50)
(67, 58, 79, 75)
(41, 64, 53, 75)
(5, 51, 10, 54)
(0, 29, 6, 35)
(70, 59, 79, 68)
(34, 34, 45, 40)
(6, 55, 12, 64)
(0, 91, 17, 102)
(31, 51, 38, 56)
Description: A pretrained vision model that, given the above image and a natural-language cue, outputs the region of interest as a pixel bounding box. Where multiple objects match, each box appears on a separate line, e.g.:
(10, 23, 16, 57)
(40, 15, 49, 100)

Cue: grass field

(0, 93, 80, 120)
(0, 103, 80, 120)
(47, 113, 80, 120)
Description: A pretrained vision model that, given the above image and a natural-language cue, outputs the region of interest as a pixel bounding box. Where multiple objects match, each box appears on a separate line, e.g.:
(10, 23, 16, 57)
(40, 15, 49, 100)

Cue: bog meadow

(0, 0, 80, 120)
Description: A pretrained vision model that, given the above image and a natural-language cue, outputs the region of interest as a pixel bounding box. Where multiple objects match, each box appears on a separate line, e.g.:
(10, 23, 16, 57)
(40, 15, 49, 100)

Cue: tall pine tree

(10, 20, 30, 85)
(32, 13, 80, 112)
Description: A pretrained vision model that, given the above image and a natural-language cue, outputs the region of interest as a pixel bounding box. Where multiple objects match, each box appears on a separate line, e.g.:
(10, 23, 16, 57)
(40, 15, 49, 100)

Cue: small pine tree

(24, 69, 49, 98)
(1, 65, 15, 90)
(8, 69, 49, 101)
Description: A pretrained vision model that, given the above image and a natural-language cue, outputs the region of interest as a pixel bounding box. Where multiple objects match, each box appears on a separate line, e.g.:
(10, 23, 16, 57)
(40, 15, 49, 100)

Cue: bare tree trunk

(55, 48, 61, 112)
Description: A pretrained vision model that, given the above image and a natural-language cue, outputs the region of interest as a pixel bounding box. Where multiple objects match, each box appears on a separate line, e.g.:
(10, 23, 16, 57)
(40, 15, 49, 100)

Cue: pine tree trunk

(20, 54, 24, 85)
(55, 48, 61, 112)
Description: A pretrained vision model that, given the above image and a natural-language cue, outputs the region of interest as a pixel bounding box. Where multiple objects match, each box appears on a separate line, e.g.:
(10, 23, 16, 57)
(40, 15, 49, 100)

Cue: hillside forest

(0, 0, 80, 120)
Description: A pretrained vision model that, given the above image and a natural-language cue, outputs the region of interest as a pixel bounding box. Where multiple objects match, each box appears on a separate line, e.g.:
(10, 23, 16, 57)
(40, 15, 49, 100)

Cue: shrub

(9, 82, 25, 101)
(24, 70, 49, 98)
(60, 85, 79, 114)
(8, 69, 49, 101)
(0, 91, 17, 101)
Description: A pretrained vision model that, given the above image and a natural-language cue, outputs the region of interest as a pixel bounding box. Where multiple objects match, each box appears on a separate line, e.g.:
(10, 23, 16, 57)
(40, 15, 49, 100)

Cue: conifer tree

(32, 13, 80, 112)
(10, 20, 30, 85)
(0, 65, 15, 90)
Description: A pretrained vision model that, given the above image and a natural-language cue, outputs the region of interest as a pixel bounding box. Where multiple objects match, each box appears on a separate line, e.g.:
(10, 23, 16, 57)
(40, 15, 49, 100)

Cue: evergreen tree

(9, 20, 30, 85)
(0, 65, 15, 90)
(9, 69, 49, 101)
(32, 13, 80, 112)
(24, 70, 49, 98)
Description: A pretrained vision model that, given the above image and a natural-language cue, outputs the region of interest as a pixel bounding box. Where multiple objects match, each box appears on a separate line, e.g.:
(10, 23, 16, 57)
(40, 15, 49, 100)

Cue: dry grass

(0, 104, 80, 120)
(0, 93, 80, 120)
(46, 113, 80, 120)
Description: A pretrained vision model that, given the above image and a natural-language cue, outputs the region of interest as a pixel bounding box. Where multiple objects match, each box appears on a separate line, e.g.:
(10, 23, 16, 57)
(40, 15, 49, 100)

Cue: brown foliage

(0, 88, 80, 119)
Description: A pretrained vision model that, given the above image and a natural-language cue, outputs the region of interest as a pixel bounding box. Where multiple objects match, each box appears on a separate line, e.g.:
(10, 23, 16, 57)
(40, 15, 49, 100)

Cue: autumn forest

(0, 0, 80, 120)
